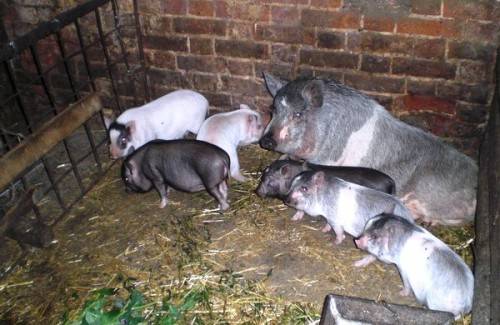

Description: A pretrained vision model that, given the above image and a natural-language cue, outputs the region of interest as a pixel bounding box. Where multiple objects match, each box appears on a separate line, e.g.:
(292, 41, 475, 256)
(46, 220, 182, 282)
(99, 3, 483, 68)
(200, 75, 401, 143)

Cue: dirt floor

(0, 145, 474, 324)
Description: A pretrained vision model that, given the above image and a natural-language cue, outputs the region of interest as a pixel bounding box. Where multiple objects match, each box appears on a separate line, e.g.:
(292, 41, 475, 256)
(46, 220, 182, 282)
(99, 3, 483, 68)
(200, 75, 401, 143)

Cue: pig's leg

(399, 275, 412, 297)
(321, 223, 332, 232)
(354, 254, 377, 268)
(228, 148, 247, 182)
(152, 180, 169, 208)
(291, 210, 304, 221)
(208, 182, 230, 211)
(332, 225, 345, 244)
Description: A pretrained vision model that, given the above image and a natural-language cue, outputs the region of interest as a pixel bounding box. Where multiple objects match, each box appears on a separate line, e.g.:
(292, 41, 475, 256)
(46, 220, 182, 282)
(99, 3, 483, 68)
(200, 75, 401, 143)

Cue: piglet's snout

(260, 134, 276, 150)
(354, 236, 368, 249)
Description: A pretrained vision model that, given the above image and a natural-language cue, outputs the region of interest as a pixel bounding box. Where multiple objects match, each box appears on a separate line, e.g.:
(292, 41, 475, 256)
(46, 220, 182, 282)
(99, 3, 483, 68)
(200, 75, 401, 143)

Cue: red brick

(203, 92, 232, 107)
(317, 31, 345, 50)
(360, 55, 390, 73)
(407, 79, 436, 96)
(436, 82, 491, 104)
(271, 44, 299, 64)
(141, 15, 172, 36)
(227, 22, 254, 39)
(443, 0, 493, 20)
(399, 112, 456, 137)
(401, 95, 456, 114)
(345, 73, 405, 94)
(215, 39, 269, 59)
(257, 0, 308, 4)
(448, 41, 496, 62)
(300, 49, 359, 69)
(174, 17, 226, 35)
(397, 18, 451, 37)
(464, 21, 500, 43)
(457, 61, 489, 84)
(310, 0, 342, 8)
(163, 0, 187, 15)
(393, 57, 456, 79)
(216, 1, 270, 21)
(312, 69, 343, 81)
(413, 38, 445, 59)
(148, 68, 189, 88)
(220, 58, 254, 76)
(145, 50, 176, 69)
(302, 9, 360, 29)
(456, 102, 488, 123)
(271, 6, 299, 24)
(256, 24, 313, 44)
(189, 0, 214, 17)
(353, 32, 413, 55)
(411, 0, 441, 15)
(143, 35, 188, 52)
(220, 76, 266, 97)
(189, 73, 219, 92)
(177, 55, 222, 73)
(190, 37, 213, 55)
(255, 62, 295, 81)
(363, 16, 394, 32)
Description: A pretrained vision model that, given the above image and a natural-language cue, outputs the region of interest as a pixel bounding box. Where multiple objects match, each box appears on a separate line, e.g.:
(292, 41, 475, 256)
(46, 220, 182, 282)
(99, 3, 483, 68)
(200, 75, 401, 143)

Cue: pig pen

(0, 0, 491, 324)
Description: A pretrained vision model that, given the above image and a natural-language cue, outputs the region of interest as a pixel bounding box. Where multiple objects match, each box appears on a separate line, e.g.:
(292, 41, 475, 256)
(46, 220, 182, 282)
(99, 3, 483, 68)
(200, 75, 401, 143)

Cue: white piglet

(105, 89, 208, 159)
(196, 104, 265, 182)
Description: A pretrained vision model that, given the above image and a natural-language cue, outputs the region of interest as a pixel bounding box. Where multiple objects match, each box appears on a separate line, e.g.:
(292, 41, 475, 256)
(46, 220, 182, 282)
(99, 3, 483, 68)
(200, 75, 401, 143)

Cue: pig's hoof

(159, 199, 168, 209)
(353, 255, 376, 268)
(291, 211, 304, 221)
(219, 202, 230, 211)
(321, 224, 332, 233)
(232, 173, 247, 182)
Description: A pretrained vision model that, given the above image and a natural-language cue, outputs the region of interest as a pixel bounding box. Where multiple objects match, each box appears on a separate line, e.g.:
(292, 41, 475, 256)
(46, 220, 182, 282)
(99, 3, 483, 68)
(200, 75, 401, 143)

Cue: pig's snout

(354, 236, 368, 249)
(260, 134, 276, 150)
(284, 194, 296, 207)
(255, 184, 266, 198)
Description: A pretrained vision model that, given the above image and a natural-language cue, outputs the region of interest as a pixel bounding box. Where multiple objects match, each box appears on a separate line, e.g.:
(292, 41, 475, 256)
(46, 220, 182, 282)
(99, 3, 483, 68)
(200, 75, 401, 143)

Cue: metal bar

(0, 0, 110, 63)
(75, 19, 96, 92)
(20, 176, 43, 220)
(133, 0, 150, 102)
(30, 44, 87, 194)
(3, 61, 32, 133)
(95, 7, 122, 111)
(111, 0, 138, 107)
(40, 157, 66, 210)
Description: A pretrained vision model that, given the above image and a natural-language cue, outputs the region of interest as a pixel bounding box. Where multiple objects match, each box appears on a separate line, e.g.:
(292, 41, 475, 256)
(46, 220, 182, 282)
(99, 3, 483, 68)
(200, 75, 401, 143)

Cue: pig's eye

(120, 137, 127, 145)
(294, 111, 302, 119)
(301, 186, 308, 192)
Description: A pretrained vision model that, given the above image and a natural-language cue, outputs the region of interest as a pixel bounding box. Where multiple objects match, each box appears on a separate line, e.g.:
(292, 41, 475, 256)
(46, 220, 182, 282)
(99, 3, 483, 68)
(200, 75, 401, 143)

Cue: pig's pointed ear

(302, 80, 323, 108)
(102, 108, 116, 130)
(239, 104, 250, 110)
(312, 171, 325, 186)
(125, 120, 136, 137)
(263, 72, 287, 97)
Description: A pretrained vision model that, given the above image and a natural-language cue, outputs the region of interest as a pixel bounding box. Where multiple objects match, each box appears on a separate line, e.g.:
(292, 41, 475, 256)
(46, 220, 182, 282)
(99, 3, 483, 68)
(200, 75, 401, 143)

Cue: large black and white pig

(285, 170, 413, 245)
(105, 89, 208, 159)
(121, 139, 230, 211)
(196, 104, 265, 182)
(256, 159, 395, 221)
(260, 73, 477, 226)
(355, 213, 474, 318)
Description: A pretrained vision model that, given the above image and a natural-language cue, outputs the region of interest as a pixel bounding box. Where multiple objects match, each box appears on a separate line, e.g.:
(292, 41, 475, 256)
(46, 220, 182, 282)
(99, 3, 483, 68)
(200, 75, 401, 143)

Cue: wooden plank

(319, 294, 454, 325)
(0, 93, 103, 191)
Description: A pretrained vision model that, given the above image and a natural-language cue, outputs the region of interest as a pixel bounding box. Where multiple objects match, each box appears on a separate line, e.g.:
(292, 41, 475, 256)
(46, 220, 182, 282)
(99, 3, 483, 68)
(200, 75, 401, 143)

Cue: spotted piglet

(196, 104, 265, 182)
(105, 89, 208, 159)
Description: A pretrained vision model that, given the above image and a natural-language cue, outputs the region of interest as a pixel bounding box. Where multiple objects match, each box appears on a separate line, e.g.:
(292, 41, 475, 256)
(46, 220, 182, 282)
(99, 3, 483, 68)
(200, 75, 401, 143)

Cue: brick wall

(138, 0, 500, 157)
(2, 0, 500, 157)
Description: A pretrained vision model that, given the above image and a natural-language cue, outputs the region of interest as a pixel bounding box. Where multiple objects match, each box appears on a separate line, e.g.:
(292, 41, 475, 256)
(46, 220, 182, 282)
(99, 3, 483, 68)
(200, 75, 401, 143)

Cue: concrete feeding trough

(319, 294, 454, 325)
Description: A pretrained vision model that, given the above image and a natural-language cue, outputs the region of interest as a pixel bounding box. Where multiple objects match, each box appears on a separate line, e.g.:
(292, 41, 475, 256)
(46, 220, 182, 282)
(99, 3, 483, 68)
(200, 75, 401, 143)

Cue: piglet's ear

(312, 171, 325, 186)
(102, 108, 116, 130)
(302, 80, 323, 108)
(125, 120, 136, 137)
(247, 114, 257, 126)
(239, 104, 250, 110)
